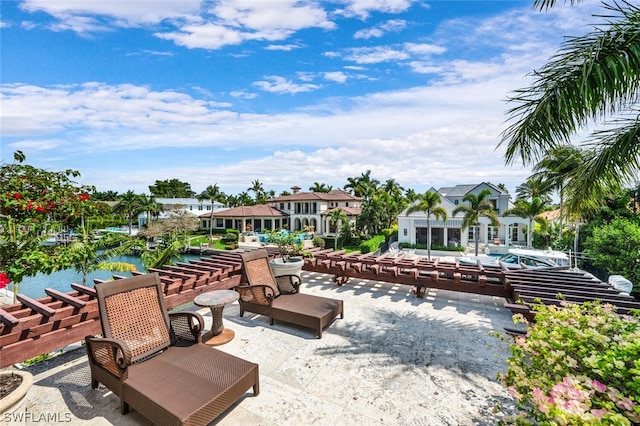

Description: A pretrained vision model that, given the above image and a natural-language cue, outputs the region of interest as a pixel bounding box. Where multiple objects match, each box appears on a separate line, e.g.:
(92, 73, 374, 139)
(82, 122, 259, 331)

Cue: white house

(138, 198, 225, 228)
(397, 183, 529, 252)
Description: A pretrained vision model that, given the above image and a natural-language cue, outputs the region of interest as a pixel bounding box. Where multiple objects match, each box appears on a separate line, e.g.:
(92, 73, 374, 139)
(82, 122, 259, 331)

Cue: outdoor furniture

(237, 249, 343, 338)
(194, 289, 239, 346)
(85, 273, 259, 426)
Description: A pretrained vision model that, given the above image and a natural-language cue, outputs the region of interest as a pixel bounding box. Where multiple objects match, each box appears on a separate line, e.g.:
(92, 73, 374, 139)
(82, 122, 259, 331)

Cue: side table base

(203, 328, 235, 346)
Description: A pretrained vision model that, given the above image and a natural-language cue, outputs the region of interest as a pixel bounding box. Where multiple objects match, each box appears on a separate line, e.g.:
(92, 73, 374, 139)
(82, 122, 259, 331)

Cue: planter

(269, 257, 304, 277)
(0, 370, 33, 414)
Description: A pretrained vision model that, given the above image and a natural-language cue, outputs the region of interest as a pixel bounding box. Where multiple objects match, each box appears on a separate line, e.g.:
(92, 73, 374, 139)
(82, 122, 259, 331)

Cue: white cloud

(265, 43, 303, 51)
(252, 76, 320, 94)
(339, 0, 413, 19)
(343, 46, 409, 64)
(354, 18, 407, 39)
(230, 90, 258, 99)
(324, 72, 347, 83)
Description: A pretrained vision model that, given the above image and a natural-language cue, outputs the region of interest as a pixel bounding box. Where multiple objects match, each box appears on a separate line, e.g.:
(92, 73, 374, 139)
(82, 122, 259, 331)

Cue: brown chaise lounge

(237, 249, 343, 338)
(85, 273, 259, 426)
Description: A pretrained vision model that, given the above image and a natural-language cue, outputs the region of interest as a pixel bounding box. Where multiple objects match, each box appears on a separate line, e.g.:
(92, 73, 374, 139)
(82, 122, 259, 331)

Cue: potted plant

(267, 230, 311, 277)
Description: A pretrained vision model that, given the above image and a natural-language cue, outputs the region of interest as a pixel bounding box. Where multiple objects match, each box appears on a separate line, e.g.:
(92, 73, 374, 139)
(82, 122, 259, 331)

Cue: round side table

(194, 290, 239, 346)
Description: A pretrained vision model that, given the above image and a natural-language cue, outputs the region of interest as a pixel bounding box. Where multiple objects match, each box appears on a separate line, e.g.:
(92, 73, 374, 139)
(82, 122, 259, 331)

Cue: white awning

(414, 219, 462, 228)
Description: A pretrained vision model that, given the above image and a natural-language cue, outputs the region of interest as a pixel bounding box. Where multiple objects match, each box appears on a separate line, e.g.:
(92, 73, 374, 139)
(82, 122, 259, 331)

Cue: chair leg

(270, 317, 274, 325)
(120, 401, 129, 415)
(90, 378, 99, 389)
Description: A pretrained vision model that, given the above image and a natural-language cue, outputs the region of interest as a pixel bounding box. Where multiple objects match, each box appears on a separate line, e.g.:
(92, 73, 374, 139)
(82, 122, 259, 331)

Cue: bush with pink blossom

(500, 301, 640, 425)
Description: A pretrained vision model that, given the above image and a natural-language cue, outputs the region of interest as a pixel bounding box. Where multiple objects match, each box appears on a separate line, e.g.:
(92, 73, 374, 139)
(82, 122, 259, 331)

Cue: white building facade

(397, 183, 529, 252)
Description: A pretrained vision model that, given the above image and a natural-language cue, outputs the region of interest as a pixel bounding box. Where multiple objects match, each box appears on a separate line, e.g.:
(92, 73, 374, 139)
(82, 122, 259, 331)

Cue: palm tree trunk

(427, 220, 432, 261)
(209, 202, 214, 239)
(474, 224, 480, 256)
(558, 186, 564, 238)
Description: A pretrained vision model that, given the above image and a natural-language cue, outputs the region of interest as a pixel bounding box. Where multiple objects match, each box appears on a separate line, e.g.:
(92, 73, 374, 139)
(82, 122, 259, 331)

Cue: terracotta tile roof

(269, 189, 361, 202)
(538, 208, 562, 221)
(199, 204, 286, 218)
(322, 206, 362, 216)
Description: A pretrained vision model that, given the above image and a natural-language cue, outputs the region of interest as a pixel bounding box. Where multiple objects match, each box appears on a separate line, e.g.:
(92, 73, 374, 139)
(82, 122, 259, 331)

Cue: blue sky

(1, 0, 599, 197)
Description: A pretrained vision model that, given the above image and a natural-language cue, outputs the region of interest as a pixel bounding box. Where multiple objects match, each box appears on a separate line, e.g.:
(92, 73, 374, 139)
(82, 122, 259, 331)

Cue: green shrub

(500, 301, 640, 425)
(313, 237, 325, 248)
(359, 235, 385, 253)
(381, 225, 398, 242)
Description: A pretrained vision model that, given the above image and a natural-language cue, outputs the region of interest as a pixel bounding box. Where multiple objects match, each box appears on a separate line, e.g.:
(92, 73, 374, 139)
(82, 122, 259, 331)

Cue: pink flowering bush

(500, 301, 640, 425)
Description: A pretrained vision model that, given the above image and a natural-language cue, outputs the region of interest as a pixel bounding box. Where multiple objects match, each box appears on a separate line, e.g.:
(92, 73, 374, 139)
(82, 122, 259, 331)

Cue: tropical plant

(268, 230, 309, 263)
(328, 208, 347, 250)
(503, 197, 549, 248)
(452, 189, 500, 256)
(584, 217, 640, 297)
(112, 190, 143, 235)
(0, 151, 95, 301)
(500, 0, 640, 215)
(406, 191, 448, 260)
(500, 301, 640, 425)
(137, 194, 163, 227)
(309, 182, 332, 193)
(197, 184, 222, 240)
(64, 231, 138, 285)
(515, 178, 552, 204)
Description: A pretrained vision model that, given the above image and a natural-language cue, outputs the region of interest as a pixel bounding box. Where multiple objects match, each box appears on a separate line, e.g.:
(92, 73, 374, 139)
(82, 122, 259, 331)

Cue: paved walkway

(5, 271, 518, 425)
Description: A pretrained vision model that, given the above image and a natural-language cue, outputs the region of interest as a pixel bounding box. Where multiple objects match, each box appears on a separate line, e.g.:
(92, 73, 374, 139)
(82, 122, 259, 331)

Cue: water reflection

(7, 254, 203, 299)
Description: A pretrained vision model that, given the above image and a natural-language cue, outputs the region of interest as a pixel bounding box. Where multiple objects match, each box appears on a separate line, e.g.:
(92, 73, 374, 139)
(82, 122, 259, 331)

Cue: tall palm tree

(500, 0, 640, 208)
(112, 190, 143, 235)
(515, 178, 552, 204)
(503, 197, 549, 248)
(137, 194, 163, 227)
(327, 208, 347, 250)
(529, 146, 584, 236)
(248, 180, 265, 203)
(452, 189, 500, 256)
(197, 184, 222, 240)
(406, 191, 448, 260)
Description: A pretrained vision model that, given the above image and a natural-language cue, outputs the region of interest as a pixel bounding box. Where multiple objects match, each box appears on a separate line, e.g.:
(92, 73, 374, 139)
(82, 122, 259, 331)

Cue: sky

(1, 0, 601, 198)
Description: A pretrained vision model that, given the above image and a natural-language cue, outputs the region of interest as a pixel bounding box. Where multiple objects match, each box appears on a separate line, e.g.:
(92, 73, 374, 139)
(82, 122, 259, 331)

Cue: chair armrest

(85, 336, 132, 378)
(169, 311, 204, 344)
(275, 275, 301, 294)
(236, 284, 275, 306)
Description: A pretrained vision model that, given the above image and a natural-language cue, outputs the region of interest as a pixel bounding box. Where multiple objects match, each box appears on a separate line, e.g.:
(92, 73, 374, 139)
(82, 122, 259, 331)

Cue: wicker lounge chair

(85, 273, 259, 426)
(237, 249, 343, 338)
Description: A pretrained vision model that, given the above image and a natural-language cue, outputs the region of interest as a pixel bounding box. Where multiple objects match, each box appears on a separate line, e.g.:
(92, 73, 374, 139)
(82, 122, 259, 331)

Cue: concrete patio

(6, 271, 519, 425)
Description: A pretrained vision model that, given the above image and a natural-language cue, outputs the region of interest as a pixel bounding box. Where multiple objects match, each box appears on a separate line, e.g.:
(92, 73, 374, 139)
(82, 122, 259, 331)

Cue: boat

(459, 248, 569, 269)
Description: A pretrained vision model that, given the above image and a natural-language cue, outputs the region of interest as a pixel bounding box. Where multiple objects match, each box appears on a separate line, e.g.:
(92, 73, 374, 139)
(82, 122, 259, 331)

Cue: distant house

(397, 182, 529, 251)
(200, 188, 362, 235)
(139, 198, 225, 228)
(202, 204, 288, 233)
(267, 188, 362, 235)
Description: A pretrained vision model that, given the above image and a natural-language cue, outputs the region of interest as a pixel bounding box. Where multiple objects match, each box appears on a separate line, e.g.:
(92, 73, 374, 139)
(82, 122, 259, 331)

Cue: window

(468, 227, 476, 240)
(189, 206, 193, 210)
(454, 200, 459, 205)
(403, 228, 407, 236)
(280, 203, 284, 210)
(206, 206, 211, 210)
(198, 205, 203, 210)
(488, 226, 498, 240)
(216, 218, 224, 228)
(345, 202, 349, 207)
(509, 224, 518, 243)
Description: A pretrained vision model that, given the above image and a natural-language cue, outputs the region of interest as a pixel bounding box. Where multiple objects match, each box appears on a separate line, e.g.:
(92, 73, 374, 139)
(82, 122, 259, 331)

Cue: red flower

(36, 206, 46, 213)
(78, 193, 90, 201)
(26, 202, 34, 210)
(0, 272, 9, 290)
(13, 192, 21, 199)
(47, 201, 56, 209)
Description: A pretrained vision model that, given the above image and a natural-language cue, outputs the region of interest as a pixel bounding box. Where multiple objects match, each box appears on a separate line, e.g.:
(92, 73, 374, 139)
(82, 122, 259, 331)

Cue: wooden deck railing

(1, 247, 637, 368)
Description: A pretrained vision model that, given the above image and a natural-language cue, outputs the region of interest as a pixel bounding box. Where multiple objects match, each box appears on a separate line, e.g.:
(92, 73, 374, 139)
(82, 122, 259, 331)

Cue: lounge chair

(85, 273, 259, 426)
(237, 249, 343, 338)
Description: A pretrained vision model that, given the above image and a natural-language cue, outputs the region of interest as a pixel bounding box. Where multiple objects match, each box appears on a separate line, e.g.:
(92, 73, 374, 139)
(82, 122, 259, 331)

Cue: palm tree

(137, 194, 163, 227)
(515, 178, 552, 204)
(197, 184, 222, 240)
(248, 180, 265, 203)
(529, 146, 584, 236)
(503, 197, 549, 248)
(327, 208, 347, 250)
(500, 0, 640, 208)
(452, 189, 500, 256)
(406, 191, 448, 260)
(112, 190, 143, 235)
(67, 232, 138, 285)
(309, 182, 332, 193)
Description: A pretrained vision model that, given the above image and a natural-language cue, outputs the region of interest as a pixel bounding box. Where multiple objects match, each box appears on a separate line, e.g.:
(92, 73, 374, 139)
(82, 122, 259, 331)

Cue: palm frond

(500, 1, 640, 165)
